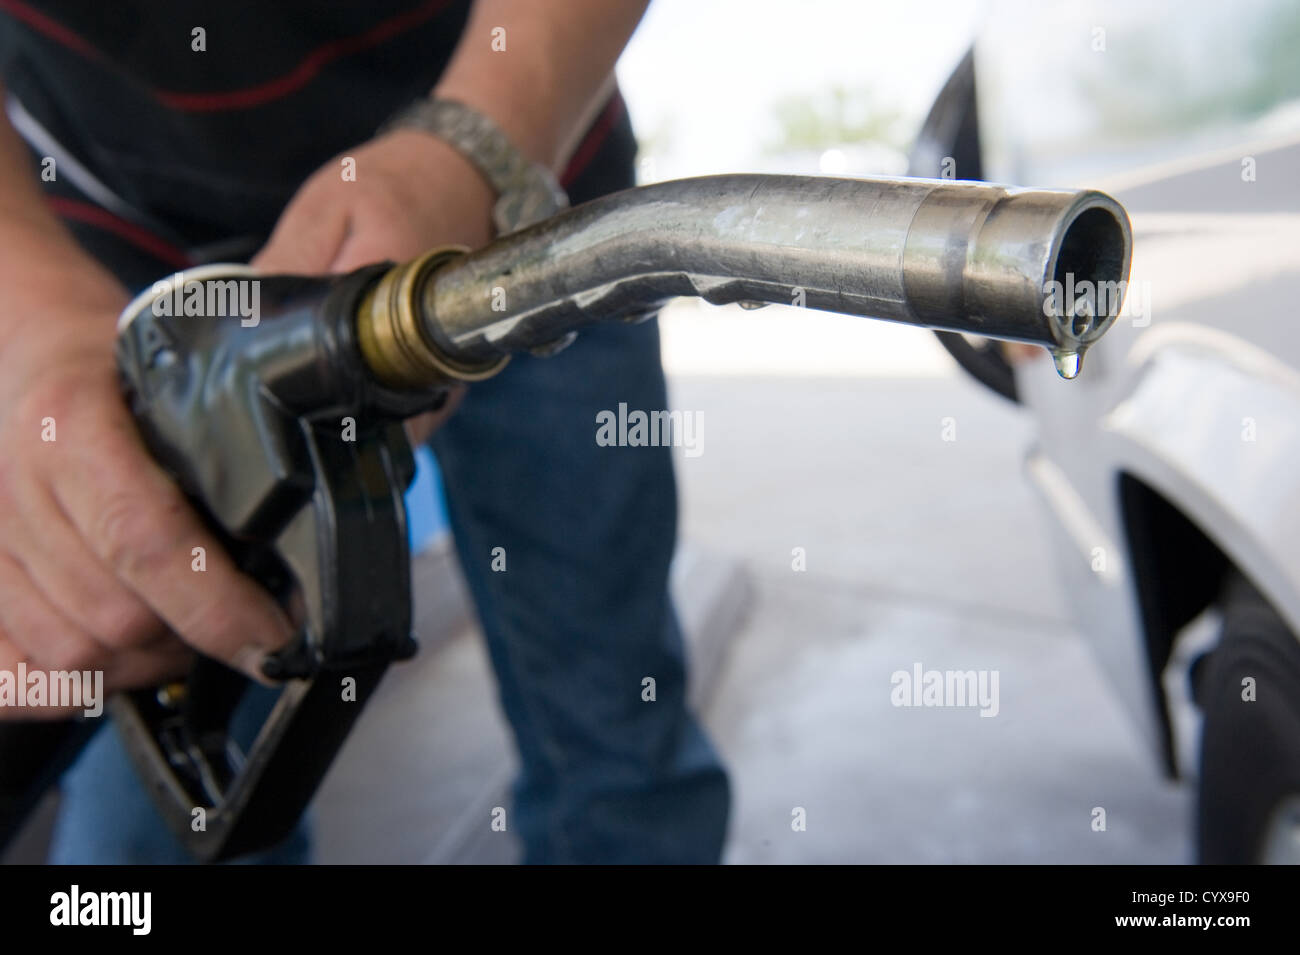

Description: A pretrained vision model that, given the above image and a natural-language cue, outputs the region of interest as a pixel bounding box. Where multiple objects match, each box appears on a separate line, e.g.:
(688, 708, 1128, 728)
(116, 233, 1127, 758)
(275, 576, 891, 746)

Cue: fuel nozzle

(354, 173, 1132, 392)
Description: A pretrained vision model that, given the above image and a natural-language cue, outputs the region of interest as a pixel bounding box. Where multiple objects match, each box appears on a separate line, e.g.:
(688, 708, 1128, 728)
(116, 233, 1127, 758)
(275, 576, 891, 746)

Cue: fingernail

(231, 645, 274, 684)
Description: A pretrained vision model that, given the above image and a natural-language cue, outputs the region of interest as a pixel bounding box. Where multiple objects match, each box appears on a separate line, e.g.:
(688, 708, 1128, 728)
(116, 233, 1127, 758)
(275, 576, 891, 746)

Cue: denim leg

(430, 316, 730, 863)
(49, 685, 312, 864)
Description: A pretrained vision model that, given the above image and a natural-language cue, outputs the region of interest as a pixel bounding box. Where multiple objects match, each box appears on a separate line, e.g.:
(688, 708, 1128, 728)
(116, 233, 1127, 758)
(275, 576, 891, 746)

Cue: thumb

(252, 192, 351, 274)
(328, 230, 402, 274)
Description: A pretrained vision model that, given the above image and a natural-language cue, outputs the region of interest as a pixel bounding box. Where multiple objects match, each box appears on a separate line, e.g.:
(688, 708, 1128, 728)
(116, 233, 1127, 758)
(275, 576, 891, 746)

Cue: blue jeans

(51, 313, 730, 864)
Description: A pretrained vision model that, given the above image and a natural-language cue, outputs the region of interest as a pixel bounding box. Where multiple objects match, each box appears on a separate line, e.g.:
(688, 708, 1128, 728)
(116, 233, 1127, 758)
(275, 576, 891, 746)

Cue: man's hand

(0, 304, 295, 719)
(252, 130, 495, 274)
(252, 130, 492, 442)
(250, 0, 651, 445)
(0, 83, 298, 719)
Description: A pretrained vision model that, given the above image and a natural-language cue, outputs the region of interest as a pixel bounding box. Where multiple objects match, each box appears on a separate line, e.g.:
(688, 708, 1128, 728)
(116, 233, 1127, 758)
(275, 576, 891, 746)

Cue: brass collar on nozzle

(355, 246, 510, 391)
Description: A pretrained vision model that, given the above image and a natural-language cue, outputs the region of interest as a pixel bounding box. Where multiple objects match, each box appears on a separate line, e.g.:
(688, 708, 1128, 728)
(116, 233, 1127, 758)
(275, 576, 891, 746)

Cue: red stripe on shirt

(0, 0, 102, 62)
(48, 197, 193, 268)
(0, 0, 455, 113)
(561, 93, 624, 189)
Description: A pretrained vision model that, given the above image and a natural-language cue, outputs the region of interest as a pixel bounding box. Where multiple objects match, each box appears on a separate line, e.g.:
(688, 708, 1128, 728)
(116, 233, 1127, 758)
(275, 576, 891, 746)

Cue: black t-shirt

(0, 1, 635, 283)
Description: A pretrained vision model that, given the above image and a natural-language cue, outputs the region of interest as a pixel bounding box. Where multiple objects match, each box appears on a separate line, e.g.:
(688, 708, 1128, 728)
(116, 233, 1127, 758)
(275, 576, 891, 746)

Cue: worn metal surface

(410, 175, 1130, 378)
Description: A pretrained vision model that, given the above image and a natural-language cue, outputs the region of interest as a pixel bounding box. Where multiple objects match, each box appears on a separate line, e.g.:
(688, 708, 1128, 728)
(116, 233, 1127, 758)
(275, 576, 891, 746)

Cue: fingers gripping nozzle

(106, 263, 449, 860)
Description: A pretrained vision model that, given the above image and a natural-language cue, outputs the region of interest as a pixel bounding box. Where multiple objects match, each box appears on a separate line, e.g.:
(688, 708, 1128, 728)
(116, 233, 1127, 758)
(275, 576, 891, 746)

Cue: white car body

(972, 0, 1300, 770)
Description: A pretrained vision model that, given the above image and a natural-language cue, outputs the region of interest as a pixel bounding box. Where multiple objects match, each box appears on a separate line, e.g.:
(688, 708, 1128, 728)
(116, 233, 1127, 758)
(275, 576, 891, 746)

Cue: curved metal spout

(357, 174, 1132, 388)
